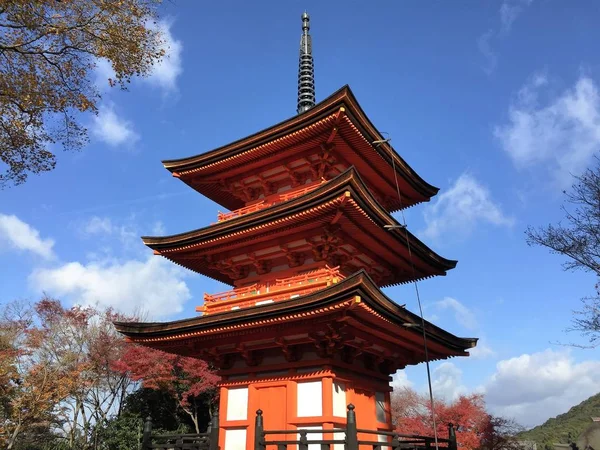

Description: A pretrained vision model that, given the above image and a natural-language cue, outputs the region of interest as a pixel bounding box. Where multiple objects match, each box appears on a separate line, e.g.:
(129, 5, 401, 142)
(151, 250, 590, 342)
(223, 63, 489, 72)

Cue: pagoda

(115, 12, 477, 450)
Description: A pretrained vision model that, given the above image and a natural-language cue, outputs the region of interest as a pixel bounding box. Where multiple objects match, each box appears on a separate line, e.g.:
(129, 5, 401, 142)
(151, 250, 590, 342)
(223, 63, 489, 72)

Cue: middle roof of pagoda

(143, 168, 457, 287)
(162, 85, 438, 213)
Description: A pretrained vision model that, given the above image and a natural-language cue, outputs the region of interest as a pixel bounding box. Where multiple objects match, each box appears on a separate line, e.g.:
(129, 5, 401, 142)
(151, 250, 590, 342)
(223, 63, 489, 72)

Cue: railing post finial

(346, 404, 359, 450)
(141, 416, 152, 450)
(209, 408, 220, 450)
(255, 410, 264, 450)
(448, 423, 457, 450)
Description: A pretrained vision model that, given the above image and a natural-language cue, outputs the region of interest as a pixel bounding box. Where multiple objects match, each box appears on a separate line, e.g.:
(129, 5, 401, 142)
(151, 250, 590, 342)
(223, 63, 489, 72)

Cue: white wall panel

(297, 381, 322, 417)
(227, 388, 248, 421)
(375, 392, 386, 423)
(332, 381, 346, 417)
(297, 426, 322, 450)
(224, 429, 247, 450)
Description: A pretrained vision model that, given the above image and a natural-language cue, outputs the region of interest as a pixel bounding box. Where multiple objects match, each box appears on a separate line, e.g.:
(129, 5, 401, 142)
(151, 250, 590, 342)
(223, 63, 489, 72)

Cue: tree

(479, 415, 525, 450)
(0, 300, 81, 449)
(526, 156, 600, 345)
(0, 298, 137, 450)
(113, 345, 220, 434)
(0, 0, 166, 187)
(391, 387, 489, 450)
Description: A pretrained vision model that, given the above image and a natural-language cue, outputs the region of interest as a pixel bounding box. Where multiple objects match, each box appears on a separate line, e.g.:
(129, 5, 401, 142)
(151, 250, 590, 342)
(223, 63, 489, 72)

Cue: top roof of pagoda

(162, 85, 439, 212)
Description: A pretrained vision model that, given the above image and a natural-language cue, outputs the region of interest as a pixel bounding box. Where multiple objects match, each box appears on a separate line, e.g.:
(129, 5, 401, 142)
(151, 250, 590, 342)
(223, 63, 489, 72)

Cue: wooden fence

(255, 404, 458, 450)
(141, 411, 219, 450)
(141, 404, 457, 450)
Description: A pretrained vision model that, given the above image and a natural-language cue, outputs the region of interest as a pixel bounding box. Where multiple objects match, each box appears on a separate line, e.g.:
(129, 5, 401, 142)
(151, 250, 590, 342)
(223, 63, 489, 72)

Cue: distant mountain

(517, 393, 600, 450)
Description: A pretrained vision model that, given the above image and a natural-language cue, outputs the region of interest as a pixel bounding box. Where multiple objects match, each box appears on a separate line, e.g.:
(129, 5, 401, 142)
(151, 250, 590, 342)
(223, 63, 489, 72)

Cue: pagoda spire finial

(297, 11, 315, 114)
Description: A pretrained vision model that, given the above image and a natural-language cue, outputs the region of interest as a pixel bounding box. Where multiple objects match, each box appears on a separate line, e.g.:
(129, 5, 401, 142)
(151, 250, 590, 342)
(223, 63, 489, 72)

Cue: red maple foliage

(113, 344, 220, 433)
(1, 297, 136, 449)
(391, 387, 489, 450)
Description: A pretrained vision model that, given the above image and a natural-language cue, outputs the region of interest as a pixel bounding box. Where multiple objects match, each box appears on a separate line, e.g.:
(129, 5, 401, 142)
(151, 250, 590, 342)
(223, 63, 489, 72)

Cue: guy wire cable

(374, 133, 440, 450)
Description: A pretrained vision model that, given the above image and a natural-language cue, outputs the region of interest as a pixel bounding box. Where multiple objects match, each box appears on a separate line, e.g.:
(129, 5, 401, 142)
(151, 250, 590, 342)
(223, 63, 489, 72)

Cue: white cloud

(94, 58, 115, 92)
(421, 173, 514, 241)
(94, 19, 182, 93)
(432, 362, 467, 402)
(391, 370, 414, 390)
(495, 74, 600, 186)
(145, 19, 183, 92)
(500, 0, 533, 35)
(477, 30, 497, 75)
(477, 0, 532, 74)
(91, 105, 140, 147)
(79, 216, 139, 247)
(435, 297, 478, 331)
(431, 297, 495, 359)
(484, 349, 600, 427)
(83, 216, 114, 235)
(29, 256, 192, 318)
(0, 213, 55, 260)
(467, 341, 495, 359)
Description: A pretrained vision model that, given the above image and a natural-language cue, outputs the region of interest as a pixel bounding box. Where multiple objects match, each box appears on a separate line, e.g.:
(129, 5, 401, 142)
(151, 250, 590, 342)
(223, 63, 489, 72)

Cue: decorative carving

(208, 259, 250, 280)
(326, 253, 350, 269)
(200, 348, 234, 370)
(309, 323, 350, 358)
(283, 165, 308, 188)
(309, 144, 337, 180)
(341, 345, 363, 364)
(256, 175, 275, 197)
(310, 225, 342, 261)
(236, 344, 263, 367)
(248, 253, 273, 275)
(275, 338, 302, 362)
(281, 246, 306, 268)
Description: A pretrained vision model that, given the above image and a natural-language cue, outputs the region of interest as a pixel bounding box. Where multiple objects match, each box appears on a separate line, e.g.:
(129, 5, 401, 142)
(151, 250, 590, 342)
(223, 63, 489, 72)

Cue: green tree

(0, 0, 166, 187)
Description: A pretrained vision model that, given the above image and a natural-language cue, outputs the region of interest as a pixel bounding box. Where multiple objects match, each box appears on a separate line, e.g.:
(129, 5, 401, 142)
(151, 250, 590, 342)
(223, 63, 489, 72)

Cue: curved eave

(142, 167, 457, 281)
(162, 86, 438, 210)
(114, 270, 477, 355)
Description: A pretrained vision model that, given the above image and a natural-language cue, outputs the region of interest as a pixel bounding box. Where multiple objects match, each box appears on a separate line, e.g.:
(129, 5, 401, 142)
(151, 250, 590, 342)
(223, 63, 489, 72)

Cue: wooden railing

(141, 409, 219, 450)
(278, 180, 324, 202)
(217, 201, 267, 222)
(255, 405, 458, 450)
(200, 267, 342, 314)
(204, 283, 258, 303)
(216, 181, 326, 223)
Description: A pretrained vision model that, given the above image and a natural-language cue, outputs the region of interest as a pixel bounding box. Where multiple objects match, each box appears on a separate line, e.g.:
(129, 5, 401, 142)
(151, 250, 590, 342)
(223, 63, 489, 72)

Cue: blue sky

(1, 1, 599, 428)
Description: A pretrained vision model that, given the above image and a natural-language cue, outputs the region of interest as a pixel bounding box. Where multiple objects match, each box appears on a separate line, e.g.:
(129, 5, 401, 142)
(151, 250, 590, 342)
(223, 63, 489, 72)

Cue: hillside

(517, 393, 600, 450)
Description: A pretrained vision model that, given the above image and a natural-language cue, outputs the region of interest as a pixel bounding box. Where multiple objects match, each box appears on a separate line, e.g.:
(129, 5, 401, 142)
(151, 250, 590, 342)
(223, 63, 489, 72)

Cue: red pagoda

(115, 12, 476, 450)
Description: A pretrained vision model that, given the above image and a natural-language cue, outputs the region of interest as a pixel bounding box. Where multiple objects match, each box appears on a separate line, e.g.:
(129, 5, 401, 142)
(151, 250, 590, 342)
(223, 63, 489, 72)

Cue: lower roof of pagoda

(114, 271, 478, 366)
(161, 85, 438, 213)
(143, 168, 457, 287)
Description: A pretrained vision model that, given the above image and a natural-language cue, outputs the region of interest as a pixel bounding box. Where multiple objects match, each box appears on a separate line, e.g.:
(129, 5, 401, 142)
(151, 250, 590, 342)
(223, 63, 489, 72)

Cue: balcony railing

(199, 266, 343, 314)
(216, 181, 326, 223)
(217, 201, 268, 222)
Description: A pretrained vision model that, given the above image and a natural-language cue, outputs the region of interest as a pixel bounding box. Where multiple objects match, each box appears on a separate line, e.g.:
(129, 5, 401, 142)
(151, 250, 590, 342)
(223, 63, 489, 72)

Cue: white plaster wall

(332, 381, 346, 417)
(297, 381, 322, 417)
(224, 429, 247, 450)
(227, 387, 249, 421)
(375, 392, 386, 423)
(297, 426, 323, 450)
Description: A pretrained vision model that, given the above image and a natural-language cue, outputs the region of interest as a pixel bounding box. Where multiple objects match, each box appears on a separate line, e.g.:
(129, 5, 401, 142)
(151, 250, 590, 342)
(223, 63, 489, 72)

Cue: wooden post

(210, 407, 220, 450)
(299, 430, 308, 450)
(255, 409, 265, 450)
(141, 416, 152, 450)
(346, 404, 359, 450)
(448, 423, 457, 450)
